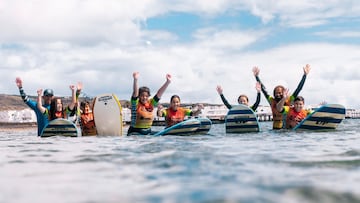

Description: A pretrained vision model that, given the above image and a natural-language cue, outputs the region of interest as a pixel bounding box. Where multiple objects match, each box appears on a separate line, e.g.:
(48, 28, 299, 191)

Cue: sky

(1, 0, 360, 109)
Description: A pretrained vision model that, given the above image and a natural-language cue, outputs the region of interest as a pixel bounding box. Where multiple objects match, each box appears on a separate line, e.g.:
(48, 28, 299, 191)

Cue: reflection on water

(0, 120, 359, 203)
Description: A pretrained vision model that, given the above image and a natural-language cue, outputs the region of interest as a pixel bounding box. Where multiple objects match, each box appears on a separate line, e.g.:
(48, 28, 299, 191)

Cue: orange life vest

(80, 113, 97, 136)
(164, 107, 190, 127)
(270, 98, 292, 129)
(134, 102, 154, 128)
(286, 108, 308, 129)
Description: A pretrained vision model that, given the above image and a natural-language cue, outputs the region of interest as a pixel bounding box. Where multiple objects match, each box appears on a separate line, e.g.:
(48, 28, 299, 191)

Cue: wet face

(238, 96, 248, 106)
(294, 100, 304, 112)
(139, 92, 149, 104)
(170, 97, 181, 111)
(56, 99, 63, 112)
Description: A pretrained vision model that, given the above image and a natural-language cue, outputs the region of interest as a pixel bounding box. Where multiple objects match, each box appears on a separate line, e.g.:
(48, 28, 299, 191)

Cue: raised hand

(303, 64, 311, 75)
(216, 85, 223, 95)
(252, 66, 260, 76)
(15, 77, 23, 88)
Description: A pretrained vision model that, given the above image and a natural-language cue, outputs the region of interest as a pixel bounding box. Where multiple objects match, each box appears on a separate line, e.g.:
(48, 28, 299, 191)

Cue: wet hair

(238, 94, 249, 103)
(273, 85, 285, 96)
(49, 97, 64, 120)
(80, 101, 91, 110)
(294, 96, 305, 103)
(170, 95, 180, 102)
(139, 86, 151, 96)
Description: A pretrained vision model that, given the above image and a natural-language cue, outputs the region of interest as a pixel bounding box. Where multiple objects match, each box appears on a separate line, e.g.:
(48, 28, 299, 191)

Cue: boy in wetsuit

(276, 88, 311, 129)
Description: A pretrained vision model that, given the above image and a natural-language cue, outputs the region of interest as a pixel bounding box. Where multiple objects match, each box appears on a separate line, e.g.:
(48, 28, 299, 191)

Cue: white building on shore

(1, 105, 358, 123)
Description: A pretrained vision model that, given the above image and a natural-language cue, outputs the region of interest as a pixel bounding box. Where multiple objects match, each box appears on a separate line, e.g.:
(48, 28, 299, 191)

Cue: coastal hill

(0, 94, 131, 111)
(0, 94, 213, 111)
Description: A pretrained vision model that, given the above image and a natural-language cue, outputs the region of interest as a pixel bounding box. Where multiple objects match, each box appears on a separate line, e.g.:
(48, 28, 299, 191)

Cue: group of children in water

(15, 64, 311, 136)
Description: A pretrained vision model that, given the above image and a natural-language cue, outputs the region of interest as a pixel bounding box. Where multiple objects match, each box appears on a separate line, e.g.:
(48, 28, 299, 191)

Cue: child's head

(237, 95, 249, 106)
(49, 97, 64, 120)
(80, 101, 91, 113)
(293, 96, 305, 112)
(50, 98, 63, 112)
(273, 85, 285, 101)
(170, 95, 181, 110)
(138, 86, 150, 104)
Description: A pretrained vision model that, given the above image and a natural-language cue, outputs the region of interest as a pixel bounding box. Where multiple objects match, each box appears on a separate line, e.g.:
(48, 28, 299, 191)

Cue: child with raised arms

(127, 72, 171, 135)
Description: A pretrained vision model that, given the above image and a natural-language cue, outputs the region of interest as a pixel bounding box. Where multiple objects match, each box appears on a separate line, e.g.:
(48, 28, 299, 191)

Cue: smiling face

(139, 91, 150, 104)
(55, 99, 63, 112)
(238, 95, 249, 106)
(293, 96, 305, 112)
(138, 86, 150, 105)
(273, 86, 285, 101)
(170, 96, 181, 111)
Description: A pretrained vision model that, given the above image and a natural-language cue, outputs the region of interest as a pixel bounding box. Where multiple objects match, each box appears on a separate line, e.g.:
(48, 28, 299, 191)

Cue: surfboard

(154, 118, 201, 136)
(41, 118, 79, 137)
(293, 104, 345, 131)
(195, 117, 212, 134)
(93, 93, 123, 136)
(225, 104, 260, 133)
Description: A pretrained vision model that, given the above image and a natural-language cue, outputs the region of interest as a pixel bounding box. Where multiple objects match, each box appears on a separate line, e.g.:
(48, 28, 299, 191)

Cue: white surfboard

(41, 118, 79, 137)
(293, 104, 345, 131)
(154, 118, 201, 136)
(93, 93, 123, 136)
(225, 104, 260, 133)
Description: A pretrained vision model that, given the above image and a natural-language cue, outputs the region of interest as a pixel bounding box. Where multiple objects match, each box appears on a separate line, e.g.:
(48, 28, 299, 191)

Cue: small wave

(288, 159, 360, 169)
(280, 186, 360, 203)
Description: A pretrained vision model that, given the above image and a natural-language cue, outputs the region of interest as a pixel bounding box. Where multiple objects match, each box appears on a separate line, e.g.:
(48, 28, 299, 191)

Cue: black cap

(43, 89, 54, 96)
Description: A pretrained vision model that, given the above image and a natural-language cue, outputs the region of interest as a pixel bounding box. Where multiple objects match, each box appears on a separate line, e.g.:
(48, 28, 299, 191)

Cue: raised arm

(68, 84, 77, 111)
(292, 64, 311, 98)
(276, 88, 290, 113)
(132, 72, 139, 98)
(15, 77, 30, 102)
(76, 82, 82, 101)
(216, 85, 232, 109)
(37, 89, 46, 114)
(251, 82, 261, 111)
(155, 74, 172, 99)
(253, 66, 271, 103)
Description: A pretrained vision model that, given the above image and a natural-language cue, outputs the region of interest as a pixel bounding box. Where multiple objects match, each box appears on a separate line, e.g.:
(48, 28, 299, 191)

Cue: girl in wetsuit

(216, 67, 261, 111)
(157, 95, 203, 128)
(37, 84, 78, 121)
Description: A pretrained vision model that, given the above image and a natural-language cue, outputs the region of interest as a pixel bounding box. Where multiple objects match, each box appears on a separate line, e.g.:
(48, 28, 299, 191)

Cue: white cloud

(2, 0, 360, 109)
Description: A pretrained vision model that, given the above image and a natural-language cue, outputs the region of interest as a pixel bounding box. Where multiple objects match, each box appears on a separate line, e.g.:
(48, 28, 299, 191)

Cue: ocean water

(0, 120, 359, 203)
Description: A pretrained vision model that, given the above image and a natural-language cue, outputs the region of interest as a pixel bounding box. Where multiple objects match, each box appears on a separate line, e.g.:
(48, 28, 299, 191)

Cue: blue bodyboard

(293, 104, 345, 131)
(41, 118, 79, 137)
(154, 118, 201, 136)
(225, 104, 260, 133)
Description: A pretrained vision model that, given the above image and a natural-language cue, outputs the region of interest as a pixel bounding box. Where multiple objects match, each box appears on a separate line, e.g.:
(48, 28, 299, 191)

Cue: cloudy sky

(1, 0, 360, 109)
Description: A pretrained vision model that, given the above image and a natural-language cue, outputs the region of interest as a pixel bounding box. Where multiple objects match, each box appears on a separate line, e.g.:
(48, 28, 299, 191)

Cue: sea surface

(0, 120, 359, 203)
